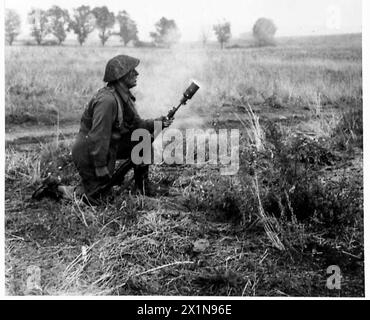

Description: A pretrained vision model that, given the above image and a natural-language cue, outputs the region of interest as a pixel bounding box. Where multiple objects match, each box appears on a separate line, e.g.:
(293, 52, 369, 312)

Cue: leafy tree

(28, 8, 49, 45)
(5, 9, 21, 46)
(116, 10, 138, 47)
(150, 17, 181, 48)
(213, 21, 231, 49)
(69, 5, 95, 45)
(92, 6, 115, 46)
(253, 18, 277, 46)
(46, 6, 70, 45)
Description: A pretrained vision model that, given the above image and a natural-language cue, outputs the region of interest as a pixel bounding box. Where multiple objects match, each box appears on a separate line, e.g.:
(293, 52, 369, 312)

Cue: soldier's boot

(133, 165, 169, 197)
(32, 175, 63, 200)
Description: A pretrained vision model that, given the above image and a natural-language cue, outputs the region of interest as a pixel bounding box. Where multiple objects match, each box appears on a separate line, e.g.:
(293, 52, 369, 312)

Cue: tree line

(5, 6, 277, 48)
(5, 6, 181, 47)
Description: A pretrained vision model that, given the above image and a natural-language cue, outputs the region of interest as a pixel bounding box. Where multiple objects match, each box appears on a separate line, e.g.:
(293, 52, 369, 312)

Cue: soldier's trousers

(71, 133, 149, 199)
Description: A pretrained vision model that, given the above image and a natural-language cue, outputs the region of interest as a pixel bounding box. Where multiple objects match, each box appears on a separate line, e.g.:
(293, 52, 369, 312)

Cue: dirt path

(5, 123, 80, 148)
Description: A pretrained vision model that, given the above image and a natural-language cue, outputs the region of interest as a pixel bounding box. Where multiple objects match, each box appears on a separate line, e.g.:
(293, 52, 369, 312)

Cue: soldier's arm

(88, 95, 117, 168)
(132, 115, 155, 133)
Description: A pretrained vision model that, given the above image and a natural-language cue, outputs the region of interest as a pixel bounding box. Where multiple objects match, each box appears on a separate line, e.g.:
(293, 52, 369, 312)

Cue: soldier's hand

(95, 166, 111, 181)
(161, 116, 173, 128)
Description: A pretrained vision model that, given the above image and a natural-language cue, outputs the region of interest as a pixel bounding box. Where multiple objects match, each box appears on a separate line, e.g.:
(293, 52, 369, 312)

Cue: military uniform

(32, 55, 172, 202)
(72, 55, 155, 199)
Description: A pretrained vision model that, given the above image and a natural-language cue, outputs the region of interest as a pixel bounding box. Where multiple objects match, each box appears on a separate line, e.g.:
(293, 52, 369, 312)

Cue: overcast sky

(4, 0, 362, 41)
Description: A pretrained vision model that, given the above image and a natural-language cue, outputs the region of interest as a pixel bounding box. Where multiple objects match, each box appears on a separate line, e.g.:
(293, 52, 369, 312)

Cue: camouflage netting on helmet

(103, 55, 140, 83)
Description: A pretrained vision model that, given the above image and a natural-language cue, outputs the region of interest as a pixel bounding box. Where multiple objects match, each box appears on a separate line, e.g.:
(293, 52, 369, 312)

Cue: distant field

(5, 33, 362, 127)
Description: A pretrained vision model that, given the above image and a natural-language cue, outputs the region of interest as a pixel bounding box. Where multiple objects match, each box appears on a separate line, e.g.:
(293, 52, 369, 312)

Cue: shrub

(253, 18, 277, 47)
(42, 40, 60, 46)
(179, 115, 362, 236)
(260, 123, 362, 231)
(134, 40, 156, 48)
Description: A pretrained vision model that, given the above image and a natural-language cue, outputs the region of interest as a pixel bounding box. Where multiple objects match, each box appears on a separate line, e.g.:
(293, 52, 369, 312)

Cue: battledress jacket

(71, 83, 154, 193)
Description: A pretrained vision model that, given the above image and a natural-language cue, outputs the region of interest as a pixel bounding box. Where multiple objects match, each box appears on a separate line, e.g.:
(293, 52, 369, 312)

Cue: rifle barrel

(167, 101, 184, 119)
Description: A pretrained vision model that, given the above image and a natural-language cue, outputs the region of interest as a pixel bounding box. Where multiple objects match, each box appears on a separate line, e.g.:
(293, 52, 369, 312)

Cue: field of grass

(5, 33, 364, 296)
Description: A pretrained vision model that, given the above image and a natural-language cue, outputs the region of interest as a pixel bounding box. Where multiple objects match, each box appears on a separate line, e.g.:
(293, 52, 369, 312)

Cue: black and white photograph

(2, 0, 366, 298)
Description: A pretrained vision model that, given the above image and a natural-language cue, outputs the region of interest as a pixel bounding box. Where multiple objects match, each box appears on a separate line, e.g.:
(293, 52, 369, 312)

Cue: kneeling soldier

(33, 54, 172, 203)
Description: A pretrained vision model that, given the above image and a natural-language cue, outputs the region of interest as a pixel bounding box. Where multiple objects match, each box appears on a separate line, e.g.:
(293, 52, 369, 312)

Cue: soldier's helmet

(103, 55, 140, 83)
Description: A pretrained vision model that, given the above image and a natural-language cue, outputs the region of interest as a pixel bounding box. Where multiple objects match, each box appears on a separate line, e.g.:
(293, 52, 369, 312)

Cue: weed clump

(332, 106, 363, 151)
(254, 122, 362, 231)
(180, 117, 362, 242)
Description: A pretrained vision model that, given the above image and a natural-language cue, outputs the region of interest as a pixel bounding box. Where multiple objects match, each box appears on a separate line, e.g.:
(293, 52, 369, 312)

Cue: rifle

(88, 81, 200, 198)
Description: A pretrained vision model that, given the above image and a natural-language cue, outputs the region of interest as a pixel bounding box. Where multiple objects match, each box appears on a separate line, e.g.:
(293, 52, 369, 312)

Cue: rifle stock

(88, 159, 133, 198)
